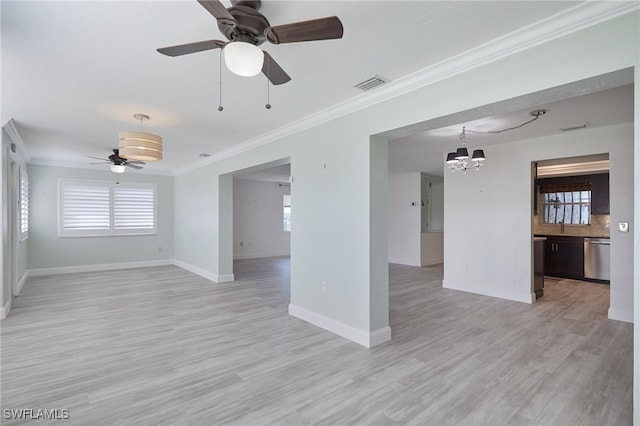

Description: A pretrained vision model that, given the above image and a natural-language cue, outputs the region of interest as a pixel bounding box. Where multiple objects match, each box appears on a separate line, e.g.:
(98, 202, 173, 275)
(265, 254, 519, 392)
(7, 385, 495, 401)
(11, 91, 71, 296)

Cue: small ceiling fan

(157, 0, 344, 85)
(89, 149, 145, 173)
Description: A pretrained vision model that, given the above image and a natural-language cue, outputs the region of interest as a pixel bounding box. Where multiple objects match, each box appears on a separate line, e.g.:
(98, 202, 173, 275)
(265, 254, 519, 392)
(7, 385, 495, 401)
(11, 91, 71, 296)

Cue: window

(283, 194, 291, 232)
(59, 179, 157, 237)
(19, 169, 29, 241)
(542, 191, 591, 225)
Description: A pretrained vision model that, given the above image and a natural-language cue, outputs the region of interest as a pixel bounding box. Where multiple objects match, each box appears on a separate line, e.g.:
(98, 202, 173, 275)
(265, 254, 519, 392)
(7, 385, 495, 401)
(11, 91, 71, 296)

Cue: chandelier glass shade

(224, 41, 264, 77)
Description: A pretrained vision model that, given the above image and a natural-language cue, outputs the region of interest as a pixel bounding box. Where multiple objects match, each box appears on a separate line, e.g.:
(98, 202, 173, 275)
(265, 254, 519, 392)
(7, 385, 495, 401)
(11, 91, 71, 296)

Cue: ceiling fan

(157, 0, 344, 85)
(89, 149, 145, 173)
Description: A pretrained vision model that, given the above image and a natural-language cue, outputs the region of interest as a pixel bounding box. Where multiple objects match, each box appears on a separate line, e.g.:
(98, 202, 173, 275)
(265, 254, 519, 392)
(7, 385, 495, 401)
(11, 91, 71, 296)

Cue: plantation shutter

(113, 186, 156, 233)
(19, 170, 29, 240)
(59, 179, 157, 237)
(61, 183, 111, 236)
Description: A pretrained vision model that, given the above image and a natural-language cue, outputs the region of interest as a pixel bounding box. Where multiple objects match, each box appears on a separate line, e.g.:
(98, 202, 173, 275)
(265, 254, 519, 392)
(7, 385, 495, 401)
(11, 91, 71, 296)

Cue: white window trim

(58, 178, 157, 238)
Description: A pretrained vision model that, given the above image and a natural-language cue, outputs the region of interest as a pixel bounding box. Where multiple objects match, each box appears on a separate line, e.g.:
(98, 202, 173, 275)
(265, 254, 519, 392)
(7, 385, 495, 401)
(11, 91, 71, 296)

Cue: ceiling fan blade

(89, 162, 110, 165)
(88, 156, 109, 161)
(127, 160, 145, 165)
(125, 163, 143, 170)
(197, 0, 236, 23)
(262, 52, 291, 85)
(265, 16, 343, 44)
(157, 40, 226, 57)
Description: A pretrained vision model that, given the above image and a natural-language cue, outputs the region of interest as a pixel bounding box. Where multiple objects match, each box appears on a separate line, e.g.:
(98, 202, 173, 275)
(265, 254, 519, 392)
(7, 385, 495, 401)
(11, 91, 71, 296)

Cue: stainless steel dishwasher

(584, 238, 610, 282)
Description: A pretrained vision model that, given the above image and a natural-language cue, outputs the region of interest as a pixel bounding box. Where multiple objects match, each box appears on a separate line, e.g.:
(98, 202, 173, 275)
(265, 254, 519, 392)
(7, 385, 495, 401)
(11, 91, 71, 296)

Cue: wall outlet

(619, 222, 629, 233)
(321, 281, 327, 293)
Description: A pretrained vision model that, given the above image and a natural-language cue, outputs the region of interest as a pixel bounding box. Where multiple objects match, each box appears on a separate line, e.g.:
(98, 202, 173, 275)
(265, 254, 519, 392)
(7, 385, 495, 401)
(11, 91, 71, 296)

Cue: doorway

(532, 154, 611, 303)
(228, 160, 292, 307)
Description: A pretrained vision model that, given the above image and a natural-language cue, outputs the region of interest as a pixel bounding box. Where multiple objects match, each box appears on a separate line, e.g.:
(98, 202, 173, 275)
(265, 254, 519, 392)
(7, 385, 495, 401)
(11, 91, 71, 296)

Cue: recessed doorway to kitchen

(532, 153, 610, 302)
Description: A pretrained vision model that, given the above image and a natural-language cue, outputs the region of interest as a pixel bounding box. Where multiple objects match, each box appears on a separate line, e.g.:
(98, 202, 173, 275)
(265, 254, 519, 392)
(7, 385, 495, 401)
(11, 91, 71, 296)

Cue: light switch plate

(619, 222, 629, 233)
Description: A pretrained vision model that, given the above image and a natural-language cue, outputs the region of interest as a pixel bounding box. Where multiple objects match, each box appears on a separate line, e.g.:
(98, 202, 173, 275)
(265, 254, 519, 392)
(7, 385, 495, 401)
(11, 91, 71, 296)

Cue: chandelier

(446, 109, 547, 173)
(446, 127, 485, 172)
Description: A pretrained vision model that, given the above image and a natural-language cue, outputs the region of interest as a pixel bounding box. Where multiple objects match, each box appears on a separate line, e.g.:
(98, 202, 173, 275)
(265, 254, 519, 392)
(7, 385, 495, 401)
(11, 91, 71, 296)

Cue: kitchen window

(58, 179, 157, 237)
(539, 178, 592, 225)
(542, 191, 591, 225)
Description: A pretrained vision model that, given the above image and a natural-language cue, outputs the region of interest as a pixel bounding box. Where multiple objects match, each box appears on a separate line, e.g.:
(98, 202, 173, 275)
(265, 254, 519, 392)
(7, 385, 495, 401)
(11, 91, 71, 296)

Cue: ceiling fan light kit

(88, 148, 146, 174)
(224, 41, 264, 77)
(157, 0, 344, 88)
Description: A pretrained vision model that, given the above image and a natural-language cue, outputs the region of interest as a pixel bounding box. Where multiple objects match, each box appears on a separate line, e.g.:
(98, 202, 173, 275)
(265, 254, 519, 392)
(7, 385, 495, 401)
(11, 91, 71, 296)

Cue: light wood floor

(1, 258, 632, 425)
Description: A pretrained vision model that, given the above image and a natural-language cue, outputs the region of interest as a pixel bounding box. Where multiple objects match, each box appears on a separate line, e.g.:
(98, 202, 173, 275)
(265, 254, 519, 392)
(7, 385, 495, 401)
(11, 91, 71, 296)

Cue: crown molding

(2, 118, 32, 162)
(28, 159, 173, 176)
(174, 2, 638, 176)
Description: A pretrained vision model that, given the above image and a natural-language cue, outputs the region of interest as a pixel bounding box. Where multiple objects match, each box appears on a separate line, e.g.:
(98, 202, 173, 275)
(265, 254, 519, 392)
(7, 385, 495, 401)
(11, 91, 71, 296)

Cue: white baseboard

(1, 298, 11, 320)
(28, 259, 173, 277)
(16, 271, 29, 295)
(442, 280, 534, 304)
(608, 307, 633, 323)
(389, 257, 421, 267)
(233, 251, 290, 260)
(289, 303, 391, 348)
(172, 259, 234, 283)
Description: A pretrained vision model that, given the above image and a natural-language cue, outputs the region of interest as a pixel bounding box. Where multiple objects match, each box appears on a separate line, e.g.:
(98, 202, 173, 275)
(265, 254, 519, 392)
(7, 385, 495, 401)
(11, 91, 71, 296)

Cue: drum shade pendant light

(224, 41, 264, 77)
(119, 114, 163, 162)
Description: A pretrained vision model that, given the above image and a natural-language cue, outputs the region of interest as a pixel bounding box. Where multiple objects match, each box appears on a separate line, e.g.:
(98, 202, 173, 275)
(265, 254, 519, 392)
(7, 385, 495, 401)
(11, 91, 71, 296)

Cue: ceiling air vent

(559, 123, 588, 132)
(354, 75, 389, 91)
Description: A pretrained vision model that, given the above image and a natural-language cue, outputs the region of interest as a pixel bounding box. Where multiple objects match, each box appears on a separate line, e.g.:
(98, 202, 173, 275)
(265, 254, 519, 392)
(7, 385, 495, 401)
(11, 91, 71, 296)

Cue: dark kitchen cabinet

(543, 236, 584, 280)
(591, 173, 609, 215)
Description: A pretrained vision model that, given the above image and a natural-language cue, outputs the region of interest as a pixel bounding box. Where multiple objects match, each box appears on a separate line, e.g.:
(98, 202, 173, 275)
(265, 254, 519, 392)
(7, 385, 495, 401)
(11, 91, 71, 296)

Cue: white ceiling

(3, 0, 600, 174)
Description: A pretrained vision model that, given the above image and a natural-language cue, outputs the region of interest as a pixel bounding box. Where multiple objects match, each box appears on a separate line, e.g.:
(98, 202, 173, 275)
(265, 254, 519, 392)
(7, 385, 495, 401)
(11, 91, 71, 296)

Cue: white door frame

(9, 159, 19, 298)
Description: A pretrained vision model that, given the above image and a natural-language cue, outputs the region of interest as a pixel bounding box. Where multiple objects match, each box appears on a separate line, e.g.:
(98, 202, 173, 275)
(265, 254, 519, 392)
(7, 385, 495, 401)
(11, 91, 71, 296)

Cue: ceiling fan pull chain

(218, 49, 224, 112)
(265, 54, 272, 110)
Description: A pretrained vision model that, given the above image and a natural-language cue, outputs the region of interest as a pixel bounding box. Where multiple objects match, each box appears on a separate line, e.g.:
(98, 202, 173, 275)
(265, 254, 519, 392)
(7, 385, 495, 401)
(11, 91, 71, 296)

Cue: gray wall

(233, 179, 290, 259)
(27, 164, 173, 270)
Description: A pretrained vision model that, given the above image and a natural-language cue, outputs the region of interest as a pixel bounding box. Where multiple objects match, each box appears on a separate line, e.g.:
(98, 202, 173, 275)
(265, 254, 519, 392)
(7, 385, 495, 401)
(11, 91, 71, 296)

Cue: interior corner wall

(218, 175, 234, 281)
(443, 123, 634, 311)
(633, 63, 640, 426)
(388, 172, 421, 266)
(27, 164, 174, 270)
(233, 179, 291, 260)
(370, 135, 389, 334)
